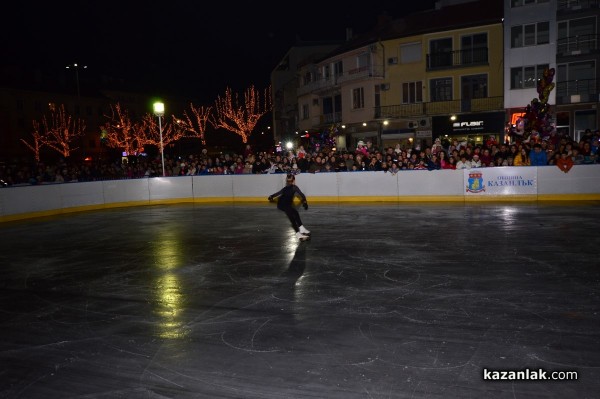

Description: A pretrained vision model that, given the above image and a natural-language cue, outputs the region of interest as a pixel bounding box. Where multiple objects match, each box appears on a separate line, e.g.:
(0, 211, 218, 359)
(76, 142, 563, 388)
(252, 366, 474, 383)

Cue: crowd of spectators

(1, 128, 598, 187)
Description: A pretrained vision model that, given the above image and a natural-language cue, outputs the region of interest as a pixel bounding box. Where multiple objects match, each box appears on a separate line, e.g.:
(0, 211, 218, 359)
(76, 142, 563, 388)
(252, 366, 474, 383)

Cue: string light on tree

(211, 85, 272, 143)
(33, 104, 86, 158)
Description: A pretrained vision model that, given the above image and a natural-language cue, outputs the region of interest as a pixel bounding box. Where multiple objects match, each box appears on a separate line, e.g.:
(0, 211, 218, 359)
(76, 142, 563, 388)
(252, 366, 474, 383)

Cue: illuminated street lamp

(153, 101, 166, 177)
(65, 63, 87, 99)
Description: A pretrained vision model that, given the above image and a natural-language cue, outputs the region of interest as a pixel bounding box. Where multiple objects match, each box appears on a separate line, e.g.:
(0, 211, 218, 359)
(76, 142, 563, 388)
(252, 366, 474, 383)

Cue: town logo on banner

(466, 171, 485, 193)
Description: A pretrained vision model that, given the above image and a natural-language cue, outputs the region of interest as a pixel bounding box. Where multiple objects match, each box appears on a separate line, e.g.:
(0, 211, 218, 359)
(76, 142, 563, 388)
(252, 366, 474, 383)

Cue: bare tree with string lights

(137, 112, 186, 151)
(172, 103, 213, 145)
(37, 104, 86, 159)
(20, 121, 46, 162)
(211, 85, 272, 143)
(101, 103, 145, 156)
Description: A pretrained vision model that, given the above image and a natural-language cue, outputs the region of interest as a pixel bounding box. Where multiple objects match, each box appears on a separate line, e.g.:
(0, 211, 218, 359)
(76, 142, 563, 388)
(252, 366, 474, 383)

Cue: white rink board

(192, 175, 234, 199)
(149, 176, 193, 201)
(338, 171, 398, 197)
(398, 169, 464, 196)
(2, 184, 62, 214)
(296, 173, 339, 198)
(1, 165, 599, 219)
(537, 164, 600, 195)
(233, 174, 281, 198)
(102, 179, 150, 203)
(59, 181, 105, 208)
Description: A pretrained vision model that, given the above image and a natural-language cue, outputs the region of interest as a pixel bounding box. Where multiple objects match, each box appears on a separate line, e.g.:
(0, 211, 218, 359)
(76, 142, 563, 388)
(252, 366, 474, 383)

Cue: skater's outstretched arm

(268, 188, 284, 201)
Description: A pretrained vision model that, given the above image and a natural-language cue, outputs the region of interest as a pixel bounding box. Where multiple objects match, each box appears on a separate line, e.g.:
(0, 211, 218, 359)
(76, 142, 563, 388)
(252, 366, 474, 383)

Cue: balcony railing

(557, 34, 599, 56)
(297, 76, 340, 96)
(374, 96, 504, 119)
(556, 78, 599, 104)
(426, 48, 488, 71)
(320, 112, 342, 124)
(297, 66, 384, 96)
(557, 0, 600, 11)
(336, 65, 384, 84)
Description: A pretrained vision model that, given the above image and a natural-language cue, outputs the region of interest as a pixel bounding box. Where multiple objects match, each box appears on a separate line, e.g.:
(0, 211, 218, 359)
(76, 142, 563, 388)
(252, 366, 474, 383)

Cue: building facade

(275, 0, 599, 153)
(292, 0, 505, 152)
(555, 0, 600, 140)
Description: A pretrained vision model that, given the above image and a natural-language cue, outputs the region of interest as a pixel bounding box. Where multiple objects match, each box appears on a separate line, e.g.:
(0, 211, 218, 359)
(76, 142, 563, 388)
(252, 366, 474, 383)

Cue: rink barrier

(1, 165, 599, 222)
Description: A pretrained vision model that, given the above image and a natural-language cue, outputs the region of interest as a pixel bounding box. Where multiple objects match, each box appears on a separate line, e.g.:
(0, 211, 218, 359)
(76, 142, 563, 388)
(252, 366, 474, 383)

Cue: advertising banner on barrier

(464, 167, 537, 196)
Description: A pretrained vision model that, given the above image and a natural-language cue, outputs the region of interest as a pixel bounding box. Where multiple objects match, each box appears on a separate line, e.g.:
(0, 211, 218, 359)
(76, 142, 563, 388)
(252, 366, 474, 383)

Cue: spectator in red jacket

(556, 151, 574, 173)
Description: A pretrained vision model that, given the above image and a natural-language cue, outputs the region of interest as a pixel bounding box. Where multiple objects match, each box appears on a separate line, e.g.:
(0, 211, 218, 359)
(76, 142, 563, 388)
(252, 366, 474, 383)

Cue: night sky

(4, 1, 438, 103)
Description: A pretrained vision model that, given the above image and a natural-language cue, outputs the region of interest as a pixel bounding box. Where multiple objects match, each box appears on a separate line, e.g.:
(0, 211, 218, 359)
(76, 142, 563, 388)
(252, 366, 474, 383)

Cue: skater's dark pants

(280, 206, 302, 232)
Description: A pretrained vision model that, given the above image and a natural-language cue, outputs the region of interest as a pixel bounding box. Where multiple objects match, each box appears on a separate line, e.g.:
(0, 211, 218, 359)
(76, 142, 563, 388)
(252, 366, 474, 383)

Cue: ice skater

(268, 174, 311, 241)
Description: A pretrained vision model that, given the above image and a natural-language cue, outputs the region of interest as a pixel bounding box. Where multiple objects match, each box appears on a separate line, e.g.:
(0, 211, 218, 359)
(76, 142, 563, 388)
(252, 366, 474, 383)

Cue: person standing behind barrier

(268, 174, 311, 241)
(530, 144, 547, 166)
(556, 151, 574, 173)
(513, 147, 530, 166)
(456, 154, 471, 170)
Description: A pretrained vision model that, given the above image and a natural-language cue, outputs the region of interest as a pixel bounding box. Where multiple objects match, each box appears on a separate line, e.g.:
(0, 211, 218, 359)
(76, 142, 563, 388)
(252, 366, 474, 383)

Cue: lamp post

(377, 120, 388, 152)
(153, 102, 166, 177)
(65, 63, 87, 99)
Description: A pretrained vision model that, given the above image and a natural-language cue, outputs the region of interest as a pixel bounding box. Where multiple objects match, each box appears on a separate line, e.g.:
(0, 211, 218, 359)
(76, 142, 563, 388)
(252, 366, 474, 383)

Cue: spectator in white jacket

(456, 154, 472, 170)
(470, 154, 482, 168)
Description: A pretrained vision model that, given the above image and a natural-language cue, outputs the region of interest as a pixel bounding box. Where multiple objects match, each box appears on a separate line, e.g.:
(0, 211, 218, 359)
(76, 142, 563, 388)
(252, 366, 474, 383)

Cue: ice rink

(1, 203, 599, 398)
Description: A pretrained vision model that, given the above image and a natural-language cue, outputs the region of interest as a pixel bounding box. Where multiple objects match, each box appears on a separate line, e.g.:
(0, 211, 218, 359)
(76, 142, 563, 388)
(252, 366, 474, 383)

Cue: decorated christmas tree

(512, 67, 556, 143)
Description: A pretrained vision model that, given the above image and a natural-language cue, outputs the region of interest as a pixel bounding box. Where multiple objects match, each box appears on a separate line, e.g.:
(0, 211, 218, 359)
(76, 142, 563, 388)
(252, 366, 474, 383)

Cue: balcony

(426, 48, 488, 71)
(336, 65, 384, 84)
(374, 96, 504, 119)
(297, 76, 339, 96)
(297, 66, 384, 96)
(320, 112, 342, 125)
(557, 0, 600, 11)
(557, 34, 599, 56)
(556, 78, 600, 104)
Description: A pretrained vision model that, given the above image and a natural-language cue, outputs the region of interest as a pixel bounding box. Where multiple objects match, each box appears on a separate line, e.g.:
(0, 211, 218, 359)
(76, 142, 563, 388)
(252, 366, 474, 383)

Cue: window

(557, 60, 596, 97)
(323, 65, 330, 80)
(322, 95, 341, 123)
(511, 22, 549, 47)
(429, 38, 453, 68)
(302, 72, 312, 86)
(402, 81, 423, 104)
(352, 87, 365, 109)
(323, 97, 333, 115)
(558, 17, 596, 54)
(511, 26, 523, 47)
(510, 64, 549, 89)
(334, 61, 343, 77)
(430, 78, 452, 102)
(302, 104, 309, 120)
(537, 22, 549, 44)
(461, 33, 487, 65)
(400, 42, 421, 63)
(524, 24, 536, 46)
(357, 53, 370, 69)
(462, 74, 487, 99)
